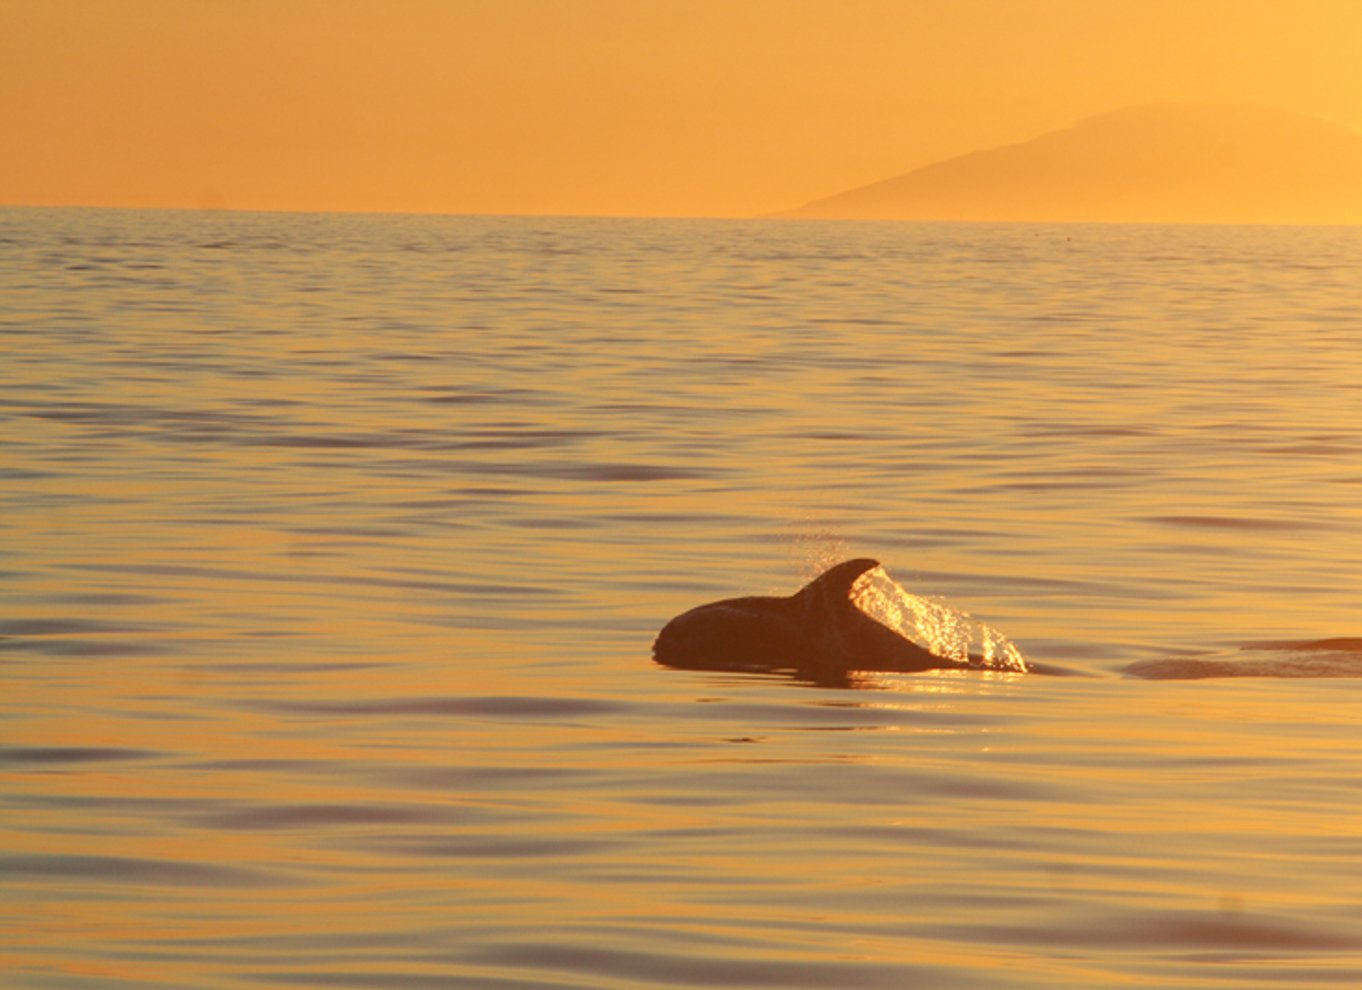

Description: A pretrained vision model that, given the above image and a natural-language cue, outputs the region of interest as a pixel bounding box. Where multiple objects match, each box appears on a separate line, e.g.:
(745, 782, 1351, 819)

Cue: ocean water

(3, 206, 1362, 988)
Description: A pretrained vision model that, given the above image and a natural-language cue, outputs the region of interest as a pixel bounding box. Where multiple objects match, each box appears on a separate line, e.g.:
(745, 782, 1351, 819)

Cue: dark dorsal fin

(794, 558, 880, 605)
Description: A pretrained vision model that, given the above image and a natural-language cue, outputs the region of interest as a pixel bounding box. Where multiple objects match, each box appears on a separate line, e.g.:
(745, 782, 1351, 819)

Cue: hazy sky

(4, 0, 1362, 217)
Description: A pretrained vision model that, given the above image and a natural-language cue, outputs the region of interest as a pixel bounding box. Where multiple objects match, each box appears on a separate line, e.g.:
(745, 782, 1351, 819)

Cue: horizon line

(7, 201, 1362, 231)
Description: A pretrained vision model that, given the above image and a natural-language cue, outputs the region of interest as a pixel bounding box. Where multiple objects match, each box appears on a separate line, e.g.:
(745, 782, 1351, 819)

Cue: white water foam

(852, 565, 1028, 672)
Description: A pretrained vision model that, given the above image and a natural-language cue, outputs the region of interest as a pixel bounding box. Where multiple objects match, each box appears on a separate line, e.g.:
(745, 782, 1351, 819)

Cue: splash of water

(851, 566, 1028, 672)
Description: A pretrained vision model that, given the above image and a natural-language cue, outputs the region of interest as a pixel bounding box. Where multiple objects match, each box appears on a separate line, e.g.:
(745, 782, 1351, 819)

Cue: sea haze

(3, 206, 1362, 988)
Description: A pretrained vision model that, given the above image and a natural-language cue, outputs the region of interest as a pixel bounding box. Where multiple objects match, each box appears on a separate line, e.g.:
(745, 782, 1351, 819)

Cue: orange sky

(3, 0, 1362, 218)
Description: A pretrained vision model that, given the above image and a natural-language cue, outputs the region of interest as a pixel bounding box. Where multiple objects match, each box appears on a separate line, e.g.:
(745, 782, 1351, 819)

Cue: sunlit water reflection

(3, 208, 1362, 988)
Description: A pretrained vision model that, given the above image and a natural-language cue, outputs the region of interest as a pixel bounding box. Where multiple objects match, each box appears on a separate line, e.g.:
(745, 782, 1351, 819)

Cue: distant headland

(772, 103, 1362, 225)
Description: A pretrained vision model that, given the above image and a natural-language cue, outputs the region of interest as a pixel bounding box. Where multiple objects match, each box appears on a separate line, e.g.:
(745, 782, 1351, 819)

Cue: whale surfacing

(653, 558, 975, 683)
(654, 560, 1361, 684)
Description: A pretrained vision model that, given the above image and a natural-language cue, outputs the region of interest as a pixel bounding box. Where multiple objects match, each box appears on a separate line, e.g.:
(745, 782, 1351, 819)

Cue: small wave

(1147, 514, 1326, 531)
(0, 746, 162, 766)
(1258, 442, 1359, 456)
(194, 802, 458, 831)
(0, 618, 152, 636)
(252, 695, 627, 719)
(0, 636, 171, 658)
(0, 853, 289, 888)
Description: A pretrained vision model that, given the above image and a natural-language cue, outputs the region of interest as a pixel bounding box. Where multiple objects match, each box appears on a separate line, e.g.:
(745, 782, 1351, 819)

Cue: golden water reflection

(5, 211, 1362, 987)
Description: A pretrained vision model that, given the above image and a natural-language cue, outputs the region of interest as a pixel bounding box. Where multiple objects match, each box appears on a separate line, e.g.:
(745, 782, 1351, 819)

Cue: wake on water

(847, 564, 1362, 680)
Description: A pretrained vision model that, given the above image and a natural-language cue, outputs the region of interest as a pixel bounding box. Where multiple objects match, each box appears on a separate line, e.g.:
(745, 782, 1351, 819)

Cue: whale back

(654, 557, 956, 682)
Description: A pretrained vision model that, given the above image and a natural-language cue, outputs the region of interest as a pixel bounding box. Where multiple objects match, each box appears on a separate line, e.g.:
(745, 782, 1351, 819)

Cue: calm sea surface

(3, 207, 1362, 988)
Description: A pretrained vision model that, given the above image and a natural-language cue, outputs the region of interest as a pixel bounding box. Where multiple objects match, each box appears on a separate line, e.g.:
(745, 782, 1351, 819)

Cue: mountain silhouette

(775, 103, 1362, 224)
